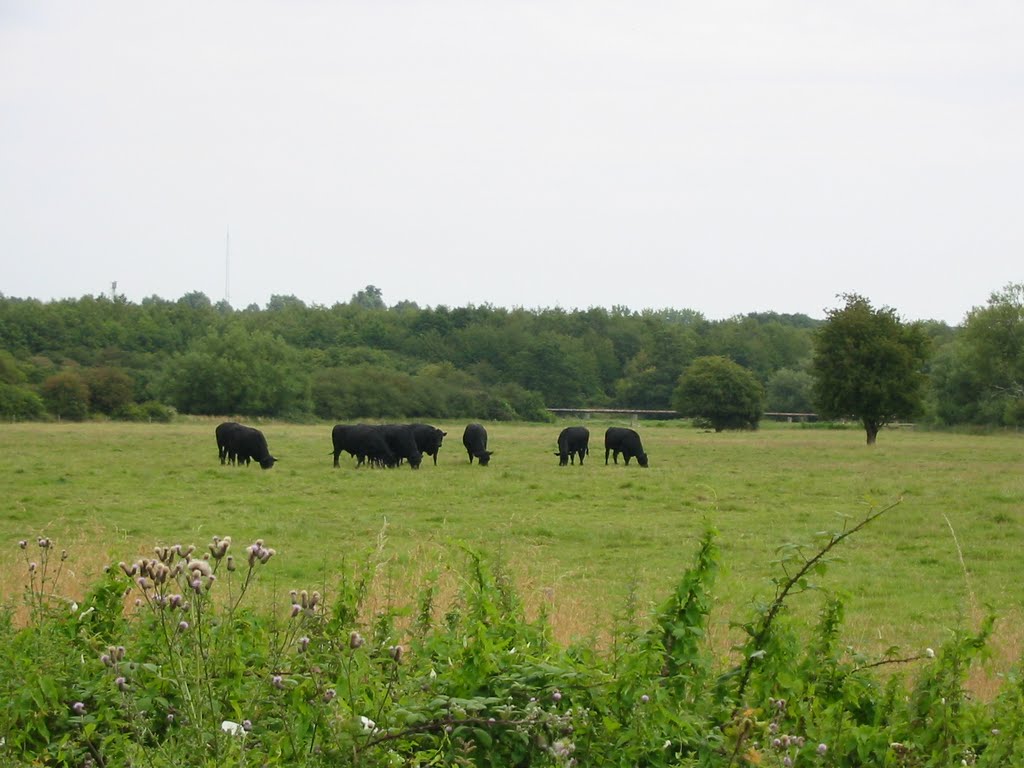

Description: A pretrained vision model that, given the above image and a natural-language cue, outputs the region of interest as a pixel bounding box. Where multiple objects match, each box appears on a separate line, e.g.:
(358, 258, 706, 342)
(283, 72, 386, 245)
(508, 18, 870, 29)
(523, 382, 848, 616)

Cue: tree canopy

(1, 285, 1012, 430)
(671, 356, 765, 431)
(811, 294, 930, 444)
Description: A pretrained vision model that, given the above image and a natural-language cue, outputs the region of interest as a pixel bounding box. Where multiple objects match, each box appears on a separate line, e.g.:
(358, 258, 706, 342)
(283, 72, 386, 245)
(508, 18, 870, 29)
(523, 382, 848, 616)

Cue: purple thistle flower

(552, 690, 562, 703)
(177, 620, 189, 632)
(817, 743, 828, 755)
(272, 675, 284, 689)
(71, 701, 86, 715)
(640, 694, 650, 704)
(115, 677, 128, 692)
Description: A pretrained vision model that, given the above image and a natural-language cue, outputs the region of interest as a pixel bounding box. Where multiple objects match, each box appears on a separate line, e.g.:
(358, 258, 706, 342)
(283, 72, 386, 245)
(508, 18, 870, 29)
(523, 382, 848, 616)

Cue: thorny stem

(361, 714, 551, 750)
(730, 498, 902, 713)
(851, 651, 932, 674)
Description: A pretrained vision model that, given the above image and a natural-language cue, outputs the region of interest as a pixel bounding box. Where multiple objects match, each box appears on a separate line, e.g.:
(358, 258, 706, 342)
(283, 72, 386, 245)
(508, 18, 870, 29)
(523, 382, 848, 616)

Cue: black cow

(381, 424, 423, 469)
(219, 423, 277, 469)
(462, 423, 493, 465)
(555, 426, 589, 466)
(216, 421, 241, 464)
(604, 427, 649, 467)
(332, 424, 396, 468)
(410, 423, 447, 465)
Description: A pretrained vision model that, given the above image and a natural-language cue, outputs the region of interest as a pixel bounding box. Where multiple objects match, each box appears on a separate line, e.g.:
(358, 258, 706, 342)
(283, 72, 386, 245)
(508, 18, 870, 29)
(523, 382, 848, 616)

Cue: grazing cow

(332, 424, 396, 468)
(381, 424, 423, 469)
(410, 423, 447, 465)
(216, 421, 241, 464)
(462, 423, 493, 465)
(219, 423, 277, 469)
(604, 427, 649, 467)
(555, 426, 590, 466)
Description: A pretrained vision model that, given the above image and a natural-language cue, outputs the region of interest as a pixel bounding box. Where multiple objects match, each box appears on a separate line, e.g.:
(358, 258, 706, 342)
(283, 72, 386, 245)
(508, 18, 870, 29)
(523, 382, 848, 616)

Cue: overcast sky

(2, 2, 1021, 324)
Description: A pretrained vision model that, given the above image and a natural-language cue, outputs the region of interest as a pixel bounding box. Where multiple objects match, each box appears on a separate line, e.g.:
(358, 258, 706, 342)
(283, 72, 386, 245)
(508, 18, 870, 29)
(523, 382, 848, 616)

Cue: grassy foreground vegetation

(1, 421, 1023, 765)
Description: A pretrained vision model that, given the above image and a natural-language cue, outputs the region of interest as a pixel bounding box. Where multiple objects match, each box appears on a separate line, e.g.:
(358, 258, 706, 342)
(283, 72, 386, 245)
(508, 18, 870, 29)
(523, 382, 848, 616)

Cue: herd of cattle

(216, 422, 650, 470)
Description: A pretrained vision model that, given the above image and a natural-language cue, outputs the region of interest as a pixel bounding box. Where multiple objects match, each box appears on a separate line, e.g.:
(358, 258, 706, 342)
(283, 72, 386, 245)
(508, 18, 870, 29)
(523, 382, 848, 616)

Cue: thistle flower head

(71, 701, 86, 715)
(187, 558, 212, 578)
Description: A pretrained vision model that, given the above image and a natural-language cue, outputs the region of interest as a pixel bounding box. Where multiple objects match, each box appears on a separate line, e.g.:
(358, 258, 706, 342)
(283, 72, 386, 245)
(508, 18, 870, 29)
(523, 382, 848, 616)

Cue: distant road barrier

(546, 409, 821, 425)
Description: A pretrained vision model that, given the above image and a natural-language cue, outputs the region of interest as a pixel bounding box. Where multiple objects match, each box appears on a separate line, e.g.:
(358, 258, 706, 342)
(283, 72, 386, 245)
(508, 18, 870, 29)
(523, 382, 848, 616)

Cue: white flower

(749, 649, 766, 660)
(925, 647, 935, 658)
(221, 720, 246, 738)
(360, 715, 377, 732)
(663, 740, 672, 749)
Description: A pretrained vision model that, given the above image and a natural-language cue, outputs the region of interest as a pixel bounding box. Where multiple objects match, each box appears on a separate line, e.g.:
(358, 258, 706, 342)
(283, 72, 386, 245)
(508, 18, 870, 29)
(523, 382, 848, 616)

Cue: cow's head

(556, 451, 569, 466)
(260, 456, 278, 470)
(477, 450, 494, 466)
(637, 453, 649, 468)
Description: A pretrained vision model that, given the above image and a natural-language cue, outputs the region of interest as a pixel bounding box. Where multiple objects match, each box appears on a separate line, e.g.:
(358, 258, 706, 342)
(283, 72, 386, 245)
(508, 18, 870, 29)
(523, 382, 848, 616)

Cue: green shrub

(1, 503, 1019, 766)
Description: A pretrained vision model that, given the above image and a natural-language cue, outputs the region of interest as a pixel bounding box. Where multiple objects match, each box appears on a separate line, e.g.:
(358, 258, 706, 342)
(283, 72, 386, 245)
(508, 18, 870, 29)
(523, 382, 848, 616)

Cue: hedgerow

(2, 502, 1022, 766)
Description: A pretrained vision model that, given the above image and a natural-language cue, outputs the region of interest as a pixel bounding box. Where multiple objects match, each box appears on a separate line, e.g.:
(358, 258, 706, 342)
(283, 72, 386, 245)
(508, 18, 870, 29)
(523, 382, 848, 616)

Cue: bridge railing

(546, 409, 821, 425)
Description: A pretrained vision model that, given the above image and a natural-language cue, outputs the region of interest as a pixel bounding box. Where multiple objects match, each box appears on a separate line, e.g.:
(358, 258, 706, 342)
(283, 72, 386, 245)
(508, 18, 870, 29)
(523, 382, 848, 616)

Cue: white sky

(1, 2, 1021, 325)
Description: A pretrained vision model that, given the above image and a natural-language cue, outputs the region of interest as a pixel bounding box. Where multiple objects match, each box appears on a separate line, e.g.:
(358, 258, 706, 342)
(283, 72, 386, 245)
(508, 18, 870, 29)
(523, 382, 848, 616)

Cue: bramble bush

(2, 502, 1024, 766)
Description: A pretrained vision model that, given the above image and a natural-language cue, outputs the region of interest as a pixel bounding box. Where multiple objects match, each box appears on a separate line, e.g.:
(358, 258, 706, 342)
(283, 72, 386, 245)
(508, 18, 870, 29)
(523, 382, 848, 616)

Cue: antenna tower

(225, 228, 231, 305)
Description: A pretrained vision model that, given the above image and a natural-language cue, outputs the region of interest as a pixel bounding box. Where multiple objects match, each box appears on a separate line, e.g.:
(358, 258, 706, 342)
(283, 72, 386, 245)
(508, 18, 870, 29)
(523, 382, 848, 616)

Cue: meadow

(2, 419, 1022, 677)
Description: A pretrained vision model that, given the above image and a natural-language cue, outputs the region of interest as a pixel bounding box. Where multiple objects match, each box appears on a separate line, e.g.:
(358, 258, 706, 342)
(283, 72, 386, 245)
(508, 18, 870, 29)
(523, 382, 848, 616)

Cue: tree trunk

(864, 419, 879, 445)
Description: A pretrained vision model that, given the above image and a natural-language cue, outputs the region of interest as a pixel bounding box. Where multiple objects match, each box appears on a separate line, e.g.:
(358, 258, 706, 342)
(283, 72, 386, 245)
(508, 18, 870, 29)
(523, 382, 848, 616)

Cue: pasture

(2, 419, 1023, 679)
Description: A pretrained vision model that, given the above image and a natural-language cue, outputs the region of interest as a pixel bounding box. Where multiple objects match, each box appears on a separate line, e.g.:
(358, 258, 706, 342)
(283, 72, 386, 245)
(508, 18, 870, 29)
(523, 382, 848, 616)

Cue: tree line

(0, 284, 1021, 431)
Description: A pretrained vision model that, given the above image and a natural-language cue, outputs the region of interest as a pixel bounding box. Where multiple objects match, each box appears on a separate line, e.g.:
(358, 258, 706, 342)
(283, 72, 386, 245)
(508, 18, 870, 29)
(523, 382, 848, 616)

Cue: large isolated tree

(811, 293, 930, 444)
(672, 356, 764, 431)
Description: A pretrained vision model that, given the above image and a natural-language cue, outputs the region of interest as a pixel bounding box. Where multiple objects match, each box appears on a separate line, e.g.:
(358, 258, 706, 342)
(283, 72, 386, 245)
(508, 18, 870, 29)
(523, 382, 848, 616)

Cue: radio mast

(225, 228, 231, 305)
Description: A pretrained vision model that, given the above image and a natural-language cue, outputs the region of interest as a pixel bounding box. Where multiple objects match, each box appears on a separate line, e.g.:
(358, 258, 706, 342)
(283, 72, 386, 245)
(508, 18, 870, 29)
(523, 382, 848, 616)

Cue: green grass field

(2, 419, 1023, 681)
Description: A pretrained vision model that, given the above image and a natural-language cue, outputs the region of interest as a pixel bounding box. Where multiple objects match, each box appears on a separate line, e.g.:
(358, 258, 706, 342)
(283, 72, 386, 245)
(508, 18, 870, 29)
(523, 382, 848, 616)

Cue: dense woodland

(0, 283, 1021, 427)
